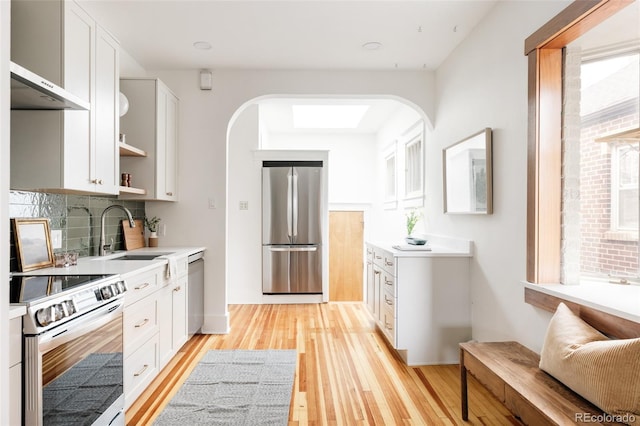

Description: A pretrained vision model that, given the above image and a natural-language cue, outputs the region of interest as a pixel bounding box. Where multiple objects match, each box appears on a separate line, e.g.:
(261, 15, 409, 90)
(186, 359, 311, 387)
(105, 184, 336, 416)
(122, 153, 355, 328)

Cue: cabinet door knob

(166, 192, 173, 196)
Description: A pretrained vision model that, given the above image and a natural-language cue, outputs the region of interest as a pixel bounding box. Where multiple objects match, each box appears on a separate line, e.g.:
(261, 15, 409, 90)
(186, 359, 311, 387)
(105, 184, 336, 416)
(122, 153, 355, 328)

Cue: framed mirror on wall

(443, 128, 493, 214)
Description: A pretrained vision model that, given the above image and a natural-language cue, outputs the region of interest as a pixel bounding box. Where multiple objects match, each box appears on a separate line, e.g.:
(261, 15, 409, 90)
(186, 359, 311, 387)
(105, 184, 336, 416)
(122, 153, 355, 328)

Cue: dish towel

(157, 255, 177, 279)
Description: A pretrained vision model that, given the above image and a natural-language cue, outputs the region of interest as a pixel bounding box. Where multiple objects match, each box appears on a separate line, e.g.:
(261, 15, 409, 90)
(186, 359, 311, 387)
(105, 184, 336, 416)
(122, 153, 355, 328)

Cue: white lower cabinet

(365, 242, 471, 366)
(124, 333, 160, 408)
(9, 316, 22, 426)
(159, 258, 189, 366)
(124, 257, 190, 409)
(123, 265, 163, 409)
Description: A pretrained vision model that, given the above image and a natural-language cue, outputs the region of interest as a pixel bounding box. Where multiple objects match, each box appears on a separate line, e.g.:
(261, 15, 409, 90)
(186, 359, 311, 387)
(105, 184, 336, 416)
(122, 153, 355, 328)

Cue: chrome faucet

(99, 205, 135, 256)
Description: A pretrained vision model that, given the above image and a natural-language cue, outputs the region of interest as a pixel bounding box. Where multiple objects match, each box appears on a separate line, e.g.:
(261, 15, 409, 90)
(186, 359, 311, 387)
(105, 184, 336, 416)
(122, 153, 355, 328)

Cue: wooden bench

(459, 341, 622, 425)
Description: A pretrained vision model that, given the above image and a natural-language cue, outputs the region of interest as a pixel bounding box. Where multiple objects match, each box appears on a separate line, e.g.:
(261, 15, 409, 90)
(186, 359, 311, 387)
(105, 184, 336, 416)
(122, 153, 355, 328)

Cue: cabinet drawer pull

(375, 255, 382, 260)
(385, 321, 393, 331)
(133, 364, 149, 377)
(134, 318, 149, 328)
(384, 296, 393, 305)
(173, 286, 181, 292)
(166, 192, 173, 196)
(384, 259, 393, 266)
(384, 277, 393, 286)
(374, 270, 381, 275)
(134, 282, 150, 290)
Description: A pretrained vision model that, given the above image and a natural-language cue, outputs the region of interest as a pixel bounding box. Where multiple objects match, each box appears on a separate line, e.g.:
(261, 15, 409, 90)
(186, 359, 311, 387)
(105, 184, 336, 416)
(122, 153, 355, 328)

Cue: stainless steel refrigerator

(262, 160, 323, 294)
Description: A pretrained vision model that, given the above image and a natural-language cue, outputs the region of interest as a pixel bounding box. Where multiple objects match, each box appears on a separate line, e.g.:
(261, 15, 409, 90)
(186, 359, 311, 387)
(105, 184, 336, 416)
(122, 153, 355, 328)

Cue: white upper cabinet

(119, 78, 179, 202)
(93, 26, 120, 194)
(10, 0, 119, 195)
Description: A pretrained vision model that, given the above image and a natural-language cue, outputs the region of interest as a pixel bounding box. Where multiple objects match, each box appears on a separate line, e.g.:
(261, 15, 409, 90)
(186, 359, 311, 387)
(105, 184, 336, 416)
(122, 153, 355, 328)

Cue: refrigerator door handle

(269, 246, 317, 252)
(292, 172, 299, 238)
(286, 171, 293, 238)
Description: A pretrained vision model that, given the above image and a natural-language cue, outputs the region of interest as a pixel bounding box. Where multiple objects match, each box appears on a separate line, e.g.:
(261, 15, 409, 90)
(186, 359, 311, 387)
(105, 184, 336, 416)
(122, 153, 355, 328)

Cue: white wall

(226, 104, 263, 304)
(370, 105, 425, 242)
(1, 1, 10, 423)
(136, 1, 573, 349)
(426, 0, 571, 352)
(143, 70, 435, 332)
(264, 132, 377, 205)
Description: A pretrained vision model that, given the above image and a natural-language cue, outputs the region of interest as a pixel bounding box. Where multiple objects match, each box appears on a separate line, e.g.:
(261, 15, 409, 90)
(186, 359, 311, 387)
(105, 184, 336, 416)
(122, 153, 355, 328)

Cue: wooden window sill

(524, 281, 640, 338)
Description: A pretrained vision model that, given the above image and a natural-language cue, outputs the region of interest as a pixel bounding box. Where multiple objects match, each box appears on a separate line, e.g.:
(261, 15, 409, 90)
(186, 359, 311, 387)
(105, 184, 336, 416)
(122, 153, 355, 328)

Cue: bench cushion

(540, 303, 640, 424)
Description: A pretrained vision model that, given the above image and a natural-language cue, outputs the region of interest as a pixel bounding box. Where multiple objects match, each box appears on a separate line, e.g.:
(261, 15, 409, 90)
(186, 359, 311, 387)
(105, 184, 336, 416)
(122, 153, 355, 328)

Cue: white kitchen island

(366, 235, 472, 365)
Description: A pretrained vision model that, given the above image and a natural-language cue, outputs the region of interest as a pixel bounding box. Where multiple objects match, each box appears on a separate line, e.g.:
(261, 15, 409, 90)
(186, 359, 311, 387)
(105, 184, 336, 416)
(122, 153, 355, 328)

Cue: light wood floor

(126, 303, 520, 425)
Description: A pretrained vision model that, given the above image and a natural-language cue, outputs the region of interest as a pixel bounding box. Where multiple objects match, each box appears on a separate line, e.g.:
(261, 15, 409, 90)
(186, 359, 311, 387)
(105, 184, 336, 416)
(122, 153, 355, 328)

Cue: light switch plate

(239, 201, 249, 210)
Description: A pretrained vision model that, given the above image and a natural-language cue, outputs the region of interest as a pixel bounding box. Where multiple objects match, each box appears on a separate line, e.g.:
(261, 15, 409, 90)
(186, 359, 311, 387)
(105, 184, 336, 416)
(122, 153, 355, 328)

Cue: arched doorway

(226, 95, 429, 304)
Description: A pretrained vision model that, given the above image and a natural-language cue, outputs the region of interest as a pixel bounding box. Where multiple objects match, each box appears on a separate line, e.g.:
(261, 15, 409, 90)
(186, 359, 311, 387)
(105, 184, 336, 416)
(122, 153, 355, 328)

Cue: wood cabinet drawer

(381, 270, 395, 297)
(9, 317, 22, 367)
(124, 333, 159, 410)
(124, 268, 160, 306)
(381, 302, 396, 345)
(373, 248, 395, 275)
(124, 295, 159, 355)
(366, 245, 374, 261)
(382, 290, 396, 317)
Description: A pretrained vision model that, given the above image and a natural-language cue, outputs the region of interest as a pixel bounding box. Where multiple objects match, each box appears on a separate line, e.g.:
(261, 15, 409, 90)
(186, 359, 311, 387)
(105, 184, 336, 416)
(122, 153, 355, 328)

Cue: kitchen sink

(109, 252, 174, 261)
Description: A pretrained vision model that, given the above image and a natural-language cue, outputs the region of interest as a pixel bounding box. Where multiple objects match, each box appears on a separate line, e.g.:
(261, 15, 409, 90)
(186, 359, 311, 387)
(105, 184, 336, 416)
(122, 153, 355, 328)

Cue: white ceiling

(78, 0, 498, 71)
(259, 97, 409, 133)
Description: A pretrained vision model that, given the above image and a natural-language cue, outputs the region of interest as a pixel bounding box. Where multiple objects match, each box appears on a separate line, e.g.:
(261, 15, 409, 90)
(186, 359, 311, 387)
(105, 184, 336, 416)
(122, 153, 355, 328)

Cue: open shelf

(119, 142, 147, 157)
(119, 186, 146, 195)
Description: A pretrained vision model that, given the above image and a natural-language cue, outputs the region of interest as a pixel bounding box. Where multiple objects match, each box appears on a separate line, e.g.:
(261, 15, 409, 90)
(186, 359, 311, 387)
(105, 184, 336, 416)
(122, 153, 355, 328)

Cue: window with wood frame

(526, 0, 636, 284)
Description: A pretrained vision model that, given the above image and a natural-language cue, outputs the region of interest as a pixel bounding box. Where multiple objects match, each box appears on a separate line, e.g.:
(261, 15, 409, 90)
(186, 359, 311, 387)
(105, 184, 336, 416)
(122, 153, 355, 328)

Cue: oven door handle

(37, 301, 124, 354)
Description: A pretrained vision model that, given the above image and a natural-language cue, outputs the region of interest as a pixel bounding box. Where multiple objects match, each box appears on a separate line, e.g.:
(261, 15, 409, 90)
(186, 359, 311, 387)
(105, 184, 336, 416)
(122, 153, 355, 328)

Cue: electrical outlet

(239, 201, 249, 210)
(208, 198, 216, 209)
(51, 230, 62, 249)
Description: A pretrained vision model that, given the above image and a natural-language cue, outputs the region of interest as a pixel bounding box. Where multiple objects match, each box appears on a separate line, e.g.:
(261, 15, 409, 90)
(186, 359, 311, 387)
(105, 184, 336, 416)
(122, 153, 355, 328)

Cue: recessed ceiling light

(193, 41, 212, 50)
(292, 105, 369, 129)
(362, 41, 382, 51)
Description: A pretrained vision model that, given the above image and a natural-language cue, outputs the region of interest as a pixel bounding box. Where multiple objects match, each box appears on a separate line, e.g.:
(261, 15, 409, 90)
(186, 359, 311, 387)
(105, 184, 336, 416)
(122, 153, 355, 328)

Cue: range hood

(10, 61, 90, 111)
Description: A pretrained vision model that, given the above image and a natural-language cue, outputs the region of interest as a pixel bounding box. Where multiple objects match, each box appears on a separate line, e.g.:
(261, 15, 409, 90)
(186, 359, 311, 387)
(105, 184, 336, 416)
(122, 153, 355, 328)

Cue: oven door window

(41, 312, 123, 425)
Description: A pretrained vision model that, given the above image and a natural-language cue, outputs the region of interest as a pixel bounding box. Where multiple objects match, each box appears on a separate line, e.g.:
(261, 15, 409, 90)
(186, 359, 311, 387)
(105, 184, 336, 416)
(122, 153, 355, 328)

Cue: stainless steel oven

(11, 274, 127, 426)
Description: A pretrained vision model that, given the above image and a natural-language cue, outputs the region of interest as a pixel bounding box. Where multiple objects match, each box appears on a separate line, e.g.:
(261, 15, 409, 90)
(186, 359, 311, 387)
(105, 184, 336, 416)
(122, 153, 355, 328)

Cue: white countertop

(11, 246, 206, 279)
(9, 305, 26, 320)
(369, 234, 473, 258)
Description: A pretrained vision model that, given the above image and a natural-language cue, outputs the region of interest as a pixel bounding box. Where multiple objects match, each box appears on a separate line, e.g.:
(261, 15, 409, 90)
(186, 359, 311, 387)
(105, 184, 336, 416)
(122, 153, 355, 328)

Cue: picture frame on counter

(12, 218, 55, 271)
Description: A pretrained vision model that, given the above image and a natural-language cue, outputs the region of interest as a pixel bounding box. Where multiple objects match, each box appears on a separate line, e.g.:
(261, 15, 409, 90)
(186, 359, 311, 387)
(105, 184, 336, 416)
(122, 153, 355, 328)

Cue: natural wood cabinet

(119, 78, 179, 201)
(10, 0, 120, 195)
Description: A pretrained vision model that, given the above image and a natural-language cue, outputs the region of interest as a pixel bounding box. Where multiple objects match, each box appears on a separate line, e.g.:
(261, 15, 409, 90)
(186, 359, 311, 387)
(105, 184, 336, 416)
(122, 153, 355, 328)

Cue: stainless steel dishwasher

(188, 252, 204, 334)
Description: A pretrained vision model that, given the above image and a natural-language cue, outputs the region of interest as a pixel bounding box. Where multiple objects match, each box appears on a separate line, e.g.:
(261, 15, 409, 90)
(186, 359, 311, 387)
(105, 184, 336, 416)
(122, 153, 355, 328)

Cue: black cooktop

(10, 274, 113, 304)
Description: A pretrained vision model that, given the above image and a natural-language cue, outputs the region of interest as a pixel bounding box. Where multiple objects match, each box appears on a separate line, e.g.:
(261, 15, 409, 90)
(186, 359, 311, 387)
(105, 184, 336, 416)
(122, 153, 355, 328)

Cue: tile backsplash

(9, 191, 145, 272)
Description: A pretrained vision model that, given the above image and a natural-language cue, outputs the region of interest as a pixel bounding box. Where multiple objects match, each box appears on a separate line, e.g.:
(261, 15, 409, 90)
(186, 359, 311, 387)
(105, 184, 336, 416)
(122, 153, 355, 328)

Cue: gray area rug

(154, 349, 297, 426)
